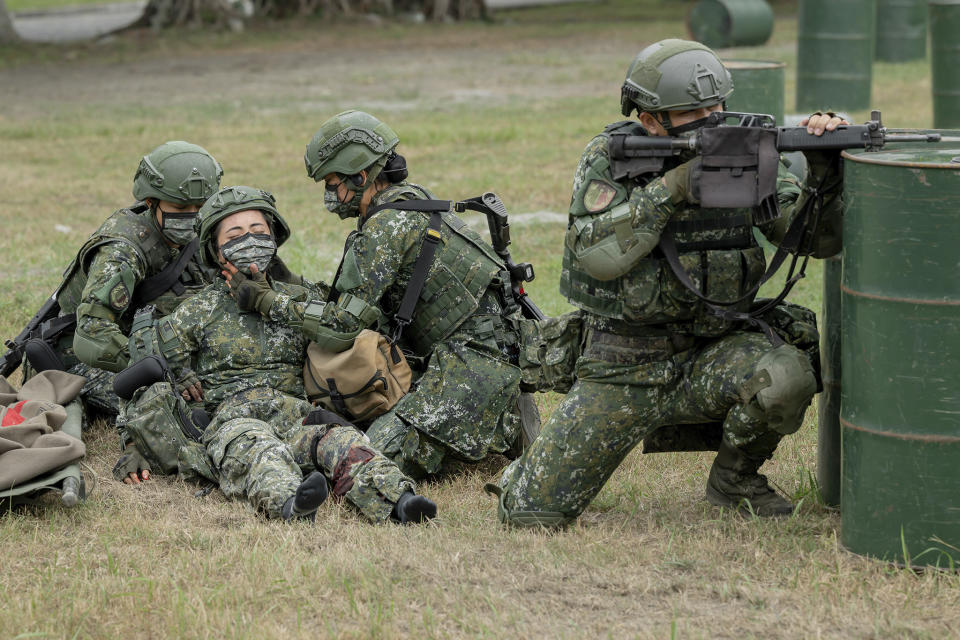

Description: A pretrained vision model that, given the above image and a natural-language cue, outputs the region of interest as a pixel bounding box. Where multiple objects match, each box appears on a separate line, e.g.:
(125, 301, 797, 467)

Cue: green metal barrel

(797, 0, 876, 112)
(725, 60, 785, 124)
(876, 0, 927, 62)
(687, 0, 774, 49)
(840, 143, 960, 568)
(816, 254, 841, 508)
(931, 0, 960, 128)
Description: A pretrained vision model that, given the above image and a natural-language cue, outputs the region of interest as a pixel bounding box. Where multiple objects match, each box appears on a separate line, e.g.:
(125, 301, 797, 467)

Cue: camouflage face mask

(159, 208, 198, 246)
(324, 177, 363, 220)
(219, 232, 277, 275)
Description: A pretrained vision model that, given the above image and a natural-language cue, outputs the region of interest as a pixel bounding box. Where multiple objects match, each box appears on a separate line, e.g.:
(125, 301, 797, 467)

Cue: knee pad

(740, 345, 817, 435)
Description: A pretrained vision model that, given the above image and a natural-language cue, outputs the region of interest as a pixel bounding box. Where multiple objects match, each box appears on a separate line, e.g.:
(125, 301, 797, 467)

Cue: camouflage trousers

(365, 337, 524, 480)
(204, 386, 415, 522)
(67, 361, 120, 416)
(495, 329, 817, 526)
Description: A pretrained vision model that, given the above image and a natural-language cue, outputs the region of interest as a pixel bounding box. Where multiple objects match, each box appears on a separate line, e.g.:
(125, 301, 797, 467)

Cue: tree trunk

(0, 0, 21, 44)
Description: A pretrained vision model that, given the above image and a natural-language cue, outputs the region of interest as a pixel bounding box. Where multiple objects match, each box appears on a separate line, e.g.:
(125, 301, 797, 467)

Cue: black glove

(228, 269, 277, 315)
(113, 442, 151, 483)
(662, 157, 702, 205)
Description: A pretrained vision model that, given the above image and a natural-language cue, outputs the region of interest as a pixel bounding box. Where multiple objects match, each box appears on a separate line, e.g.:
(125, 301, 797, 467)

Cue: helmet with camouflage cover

(196, 185, 291, 267)
(132, 141, 223, 206)
(620, 39, 733, 117)
(304, 110, 400, 183)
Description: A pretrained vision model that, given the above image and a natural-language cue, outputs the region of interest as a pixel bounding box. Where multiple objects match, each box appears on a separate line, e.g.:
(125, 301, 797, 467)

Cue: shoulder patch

(108, 282, 130, 310)
(583, 180, 618, 213)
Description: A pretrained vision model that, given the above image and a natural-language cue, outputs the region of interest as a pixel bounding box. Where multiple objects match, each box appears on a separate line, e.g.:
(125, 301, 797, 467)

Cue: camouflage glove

(228, 269, 277, 315)
(113, 442, 151, 483)
(662, 157, 702, 205)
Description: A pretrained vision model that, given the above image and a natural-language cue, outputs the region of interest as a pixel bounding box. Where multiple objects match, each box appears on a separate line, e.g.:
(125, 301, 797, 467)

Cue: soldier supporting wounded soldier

(117, 186, 436, 523)
(225, 110, 581, 481)
(18, 142, 223, 434)
(490, 39, 847, 526)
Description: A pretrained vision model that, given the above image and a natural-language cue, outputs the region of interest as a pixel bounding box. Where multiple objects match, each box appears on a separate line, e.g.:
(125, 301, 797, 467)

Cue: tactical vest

(560, 122, 764, 337)
(56, 204, 213, 333)
(362, 185, 509, 355)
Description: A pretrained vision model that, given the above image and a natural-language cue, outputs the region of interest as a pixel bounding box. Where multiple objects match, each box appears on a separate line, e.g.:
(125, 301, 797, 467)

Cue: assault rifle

(457, 192, 545, 321)
(608, 110, 943, 224)
(1, 296, 63, 378)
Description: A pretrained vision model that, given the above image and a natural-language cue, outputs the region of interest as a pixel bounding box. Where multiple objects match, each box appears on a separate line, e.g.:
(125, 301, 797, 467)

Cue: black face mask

(664, 115, 711, 136)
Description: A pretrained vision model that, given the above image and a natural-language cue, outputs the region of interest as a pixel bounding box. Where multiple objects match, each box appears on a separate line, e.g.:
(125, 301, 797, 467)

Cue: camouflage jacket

(56, 205, 213, 371)
(560, 122, 844, 337)
(269, 181, 511, 358)
(156, 277, 319, 411)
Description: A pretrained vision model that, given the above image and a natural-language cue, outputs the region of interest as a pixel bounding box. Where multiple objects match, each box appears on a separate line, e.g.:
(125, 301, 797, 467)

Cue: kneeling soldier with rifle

(490, 39, 916, 526)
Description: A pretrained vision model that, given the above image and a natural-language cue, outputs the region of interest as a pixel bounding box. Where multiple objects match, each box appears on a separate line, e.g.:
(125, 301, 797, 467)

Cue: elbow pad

(567, 203, 659, 281)
(73, 315, 129, 372)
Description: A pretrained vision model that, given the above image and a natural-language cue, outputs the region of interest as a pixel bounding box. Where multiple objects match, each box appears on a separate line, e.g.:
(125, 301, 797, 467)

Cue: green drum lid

(841, 147, 960, 167)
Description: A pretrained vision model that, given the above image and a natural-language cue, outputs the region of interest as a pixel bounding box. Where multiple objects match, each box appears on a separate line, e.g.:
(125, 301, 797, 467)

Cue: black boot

(281, 471, 329, 521)
(705, 441, 794, 517)
(391, 491, 437, 524)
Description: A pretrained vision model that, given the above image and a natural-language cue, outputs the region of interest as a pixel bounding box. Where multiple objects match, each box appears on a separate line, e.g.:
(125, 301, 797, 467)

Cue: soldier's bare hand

(222, 261, 239, 285)
(800, 113, 850, 136)
(124, 470, 150, 484)
(182, 381, 204, 403)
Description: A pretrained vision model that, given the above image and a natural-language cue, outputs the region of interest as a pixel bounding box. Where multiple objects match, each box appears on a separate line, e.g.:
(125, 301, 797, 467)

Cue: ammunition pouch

(116, 379, 215, 483)
(694, 124, 781, 226)
(517, 311, 584, 394)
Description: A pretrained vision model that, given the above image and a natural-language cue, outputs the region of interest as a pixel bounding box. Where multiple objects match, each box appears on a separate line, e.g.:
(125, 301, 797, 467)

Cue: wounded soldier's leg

(67, 361, 120, 417)
(286, 410, 435, 524)
(365, 412, 446, 480)
(490, 378, 657, 529)
(206, 417, 301, 519)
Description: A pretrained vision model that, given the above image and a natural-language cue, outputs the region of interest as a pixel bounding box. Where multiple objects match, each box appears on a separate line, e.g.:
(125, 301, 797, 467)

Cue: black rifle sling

(363, 199, 451, 341)
(131, 237, 201, 308)
(657, 158, 837, 343)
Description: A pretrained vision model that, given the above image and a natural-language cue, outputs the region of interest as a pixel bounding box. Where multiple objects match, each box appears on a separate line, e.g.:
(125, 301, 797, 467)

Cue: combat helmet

(620, 39, 733, 117)
(304, 110, 400, 183)
(196, 186, 291, 268)
(132, 141, 223, 206)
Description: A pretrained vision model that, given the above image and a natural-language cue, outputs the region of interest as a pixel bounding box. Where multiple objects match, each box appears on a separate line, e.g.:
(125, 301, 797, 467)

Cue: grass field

(2, 1, 959, 638)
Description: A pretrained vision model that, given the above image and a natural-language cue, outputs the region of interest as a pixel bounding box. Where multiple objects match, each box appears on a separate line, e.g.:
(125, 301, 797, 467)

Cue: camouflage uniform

(157, 278, 416, 521)
(269, 181, 528, 479)
(31, 204, 215, 417)
(493, 117, 844, 525)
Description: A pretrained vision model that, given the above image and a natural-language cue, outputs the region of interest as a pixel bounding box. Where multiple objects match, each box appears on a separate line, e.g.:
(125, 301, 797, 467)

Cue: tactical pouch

(304, 329, 413, 424)
(517, 311, 584, 394)
(117, 381, 215, 483)
(698, 126, 779, 210)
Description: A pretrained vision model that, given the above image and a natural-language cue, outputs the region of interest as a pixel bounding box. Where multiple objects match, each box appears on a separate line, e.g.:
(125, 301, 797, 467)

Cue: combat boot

(281, 471, 329, 521)
(391, 491, 437, 524)
(705, 441, 794, 517)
